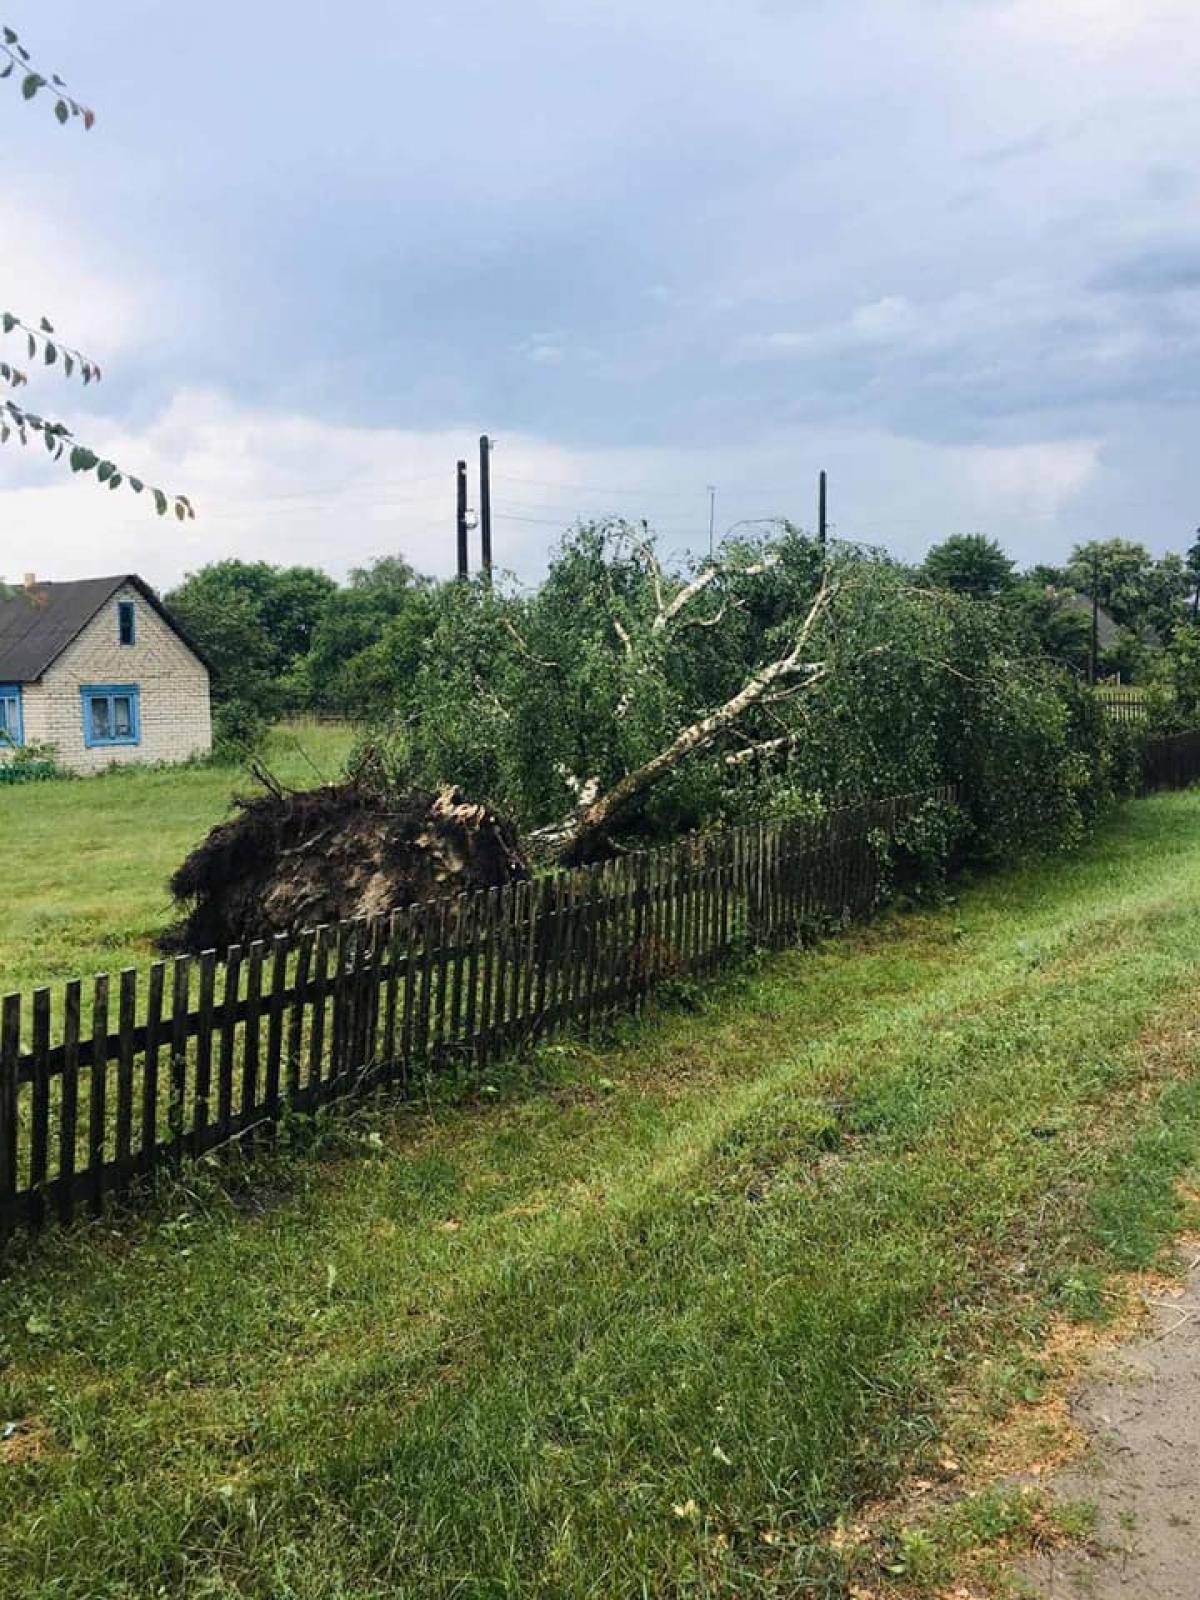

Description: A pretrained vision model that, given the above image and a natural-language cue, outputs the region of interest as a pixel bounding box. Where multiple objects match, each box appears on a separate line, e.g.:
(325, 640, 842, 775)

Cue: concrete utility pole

(707, 485, 717, 559)
(479, 435, 493, 582)
(456, 460, 469, 581)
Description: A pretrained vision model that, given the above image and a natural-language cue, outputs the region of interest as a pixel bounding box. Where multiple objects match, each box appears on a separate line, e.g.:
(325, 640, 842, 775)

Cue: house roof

(0, 574, 209, 683)
(1054, 590, 1123, 651)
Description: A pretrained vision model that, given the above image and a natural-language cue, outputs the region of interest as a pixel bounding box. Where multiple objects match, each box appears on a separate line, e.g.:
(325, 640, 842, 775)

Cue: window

(81, 684, 140, 748)
(118, 600, 136, 646)
(0, 684, 22, 747)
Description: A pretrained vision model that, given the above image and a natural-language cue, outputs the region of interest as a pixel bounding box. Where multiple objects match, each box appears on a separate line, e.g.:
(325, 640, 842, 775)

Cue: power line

(492, 472, 706, 502)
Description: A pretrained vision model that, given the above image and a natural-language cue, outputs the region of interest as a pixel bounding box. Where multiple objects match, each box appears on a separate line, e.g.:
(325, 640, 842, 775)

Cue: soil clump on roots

(163, 780, 529, 954)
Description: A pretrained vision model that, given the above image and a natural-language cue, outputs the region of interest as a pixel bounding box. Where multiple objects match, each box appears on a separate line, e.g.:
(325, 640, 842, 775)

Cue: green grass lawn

(0, 721, 357, 997)
(2, 791, 1200, 1597)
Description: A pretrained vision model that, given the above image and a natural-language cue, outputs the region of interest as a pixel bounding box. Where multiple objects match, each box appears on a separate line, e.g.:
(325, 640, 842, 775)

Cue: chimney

(23, 572, 36, 589)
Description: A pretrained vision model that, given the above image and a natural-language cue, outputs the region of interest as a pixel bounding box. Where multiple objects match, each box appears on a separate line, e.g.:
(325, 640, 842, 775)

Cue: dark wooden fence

(1141, 728, 1200, 792)
(0, 787, 955, 1238)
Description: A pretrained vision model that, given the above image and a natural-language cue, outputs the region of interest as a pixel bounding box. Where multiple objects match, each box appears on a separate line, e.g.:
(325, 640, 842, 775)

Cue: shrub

(211, 699, 269, 764)
(0, 738, 64, 785)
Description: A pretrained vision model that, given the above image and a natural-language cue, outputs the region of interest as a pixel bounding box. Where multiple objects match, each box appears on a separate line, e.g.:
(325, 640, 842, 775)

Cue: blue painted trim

(118, 599, 136, 646)
(0, 683, 23, 746)
(81, 683, 141, 748)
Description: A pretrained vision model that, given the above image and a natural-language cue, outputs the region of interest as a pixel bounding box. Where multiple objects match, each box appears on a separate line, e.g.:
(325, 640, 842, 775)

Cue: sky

(2, 0, 1199, 590)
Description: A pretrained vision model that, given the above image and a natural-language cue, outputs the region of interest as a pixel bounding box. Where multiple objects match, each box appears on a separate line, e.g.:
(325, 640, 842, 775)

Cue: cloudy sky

(2, 0, 1198, 588)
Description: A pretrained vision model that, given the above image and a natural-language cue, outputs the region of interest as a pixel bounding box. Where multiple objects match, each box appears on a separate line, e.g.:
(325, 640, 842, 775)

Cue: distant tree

(166, 560, 338, 698)
(1064, 539, 1188, 642)
(1010, 581, 1092, 675)
(1186, 532, 1200, 622)
(298, 556, 434, 716)
(1, 23, 191, 517)
(349, 554, 422, 593)
(921, 534, 1015, 599)
(1025, 561, 1069, 590)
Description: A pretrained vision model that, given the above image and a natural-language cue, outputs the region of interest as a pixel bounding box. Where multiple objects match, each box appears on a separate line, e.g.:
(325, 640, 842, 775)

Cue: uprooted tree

(1, 22, 192, 517)
(165, 520, 1127, 948)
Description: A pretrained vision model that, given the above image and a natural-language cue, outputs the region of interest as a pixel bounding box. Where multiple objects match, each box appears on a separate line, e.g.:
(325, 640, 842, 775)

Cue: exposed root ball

(163, 782, 529, 954)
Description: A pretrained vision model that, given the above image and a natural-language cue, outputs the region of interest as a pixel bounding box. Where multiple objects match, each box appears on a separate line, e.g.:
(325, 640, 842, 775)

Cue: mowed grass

(3, 793, 1200, 1596)
(0, 721, 357, 996)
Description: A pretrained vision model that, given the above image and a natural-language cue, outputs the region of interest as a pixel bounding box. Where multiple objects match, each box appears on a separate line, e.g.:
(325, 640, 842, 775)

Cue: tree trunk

(532, 582, 833, 865)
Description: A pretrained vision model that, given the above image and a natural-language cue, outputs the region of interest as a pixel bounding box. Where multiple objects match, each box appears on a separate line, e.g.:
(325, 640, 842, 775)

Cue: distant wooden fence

(0, 787, 956, 1238)
(1098, 689, 1151, 726)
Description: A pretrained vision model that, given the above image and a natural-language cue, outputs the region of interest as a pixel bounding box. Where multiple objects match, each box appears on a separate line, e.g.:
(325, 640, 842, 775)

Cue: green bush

(211, 699, 269, 764)
(0, 737, 65, 785)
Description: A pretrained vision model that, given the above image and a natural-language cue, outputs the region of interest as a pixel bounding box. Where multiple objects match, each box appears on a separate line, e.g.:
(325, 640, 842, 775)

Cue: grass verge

(0, 720, 356, 994)
(1, 791, 1200, 1597)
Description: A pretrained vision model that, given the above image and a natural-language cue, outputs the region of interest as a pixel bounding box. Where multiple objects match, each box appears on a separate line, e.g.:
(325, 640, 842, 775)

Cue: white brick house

(0, 574, 212, 774)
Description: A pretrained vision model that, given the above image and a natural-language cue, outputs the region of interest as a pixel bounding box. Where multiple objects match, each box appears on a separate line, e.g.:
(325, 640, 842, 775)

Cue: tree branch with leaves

(0, 22, 193, 519)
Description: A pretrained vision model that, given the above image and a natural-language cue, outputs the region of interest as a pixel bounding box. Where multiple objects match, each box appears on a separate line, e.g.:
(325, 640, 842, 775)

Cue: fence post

(0, 994, 20, 1238)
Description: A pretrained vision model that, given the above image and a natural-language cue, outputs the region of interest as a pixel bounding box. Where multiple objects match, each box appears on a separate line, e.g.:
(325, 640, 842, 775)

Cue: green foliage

(921, 533, 1015, 598)
(0, 733, 64, 784)
(296, 555, 434, 717)
(379, 524, 1130, 865)
(1143, 623, 1200, 730)
(164, 573, 280, 714)
(166, 560, 337, 700)
(1065, 538, 1189, 644)
(0, 23, 93, 128)
(1, 24, 191, 517)
(1010, 578, 1092, 674)
(210, 699, 268, 764)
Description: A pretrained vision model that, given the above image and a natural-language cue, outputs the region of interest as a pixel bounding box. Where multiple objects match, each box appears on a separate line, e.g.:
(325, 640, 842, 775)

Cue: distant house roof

(0, 574, 208, 682)
(1054, 590, 1123, 651)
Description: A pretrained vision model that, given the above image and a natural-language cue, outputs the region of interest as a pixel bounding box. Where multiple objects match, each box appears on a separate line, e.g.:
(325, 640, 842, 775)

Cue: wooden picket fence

(1098, 688, 1151, 726)
(0, 787, 956, 1239)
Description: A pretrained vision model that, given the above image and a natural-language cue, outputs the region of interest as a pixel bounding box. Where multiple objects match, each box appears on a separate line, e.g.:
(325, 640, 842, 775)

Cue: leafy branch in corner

(1, 24, 194, 518)
(0, 24, 93, 127)
(1, 310, 101, 387)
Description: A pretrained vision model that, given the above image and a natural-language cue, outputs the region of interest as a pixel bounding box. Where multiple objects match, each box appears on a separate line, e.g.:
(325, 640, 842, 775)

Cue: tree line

(169, 529, 1200, 739)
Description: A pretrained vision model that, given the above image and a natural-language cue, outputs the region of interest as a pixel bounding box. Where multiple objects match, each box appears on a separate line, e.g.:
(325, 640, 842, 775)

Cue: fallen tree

(531, 577, 835, 863)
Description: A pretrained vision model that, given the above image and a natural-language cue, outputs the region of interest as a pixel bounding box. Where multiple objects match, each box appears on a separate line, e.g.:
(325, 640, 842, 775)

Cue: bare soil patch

(1022, 1244, 1200, 1598)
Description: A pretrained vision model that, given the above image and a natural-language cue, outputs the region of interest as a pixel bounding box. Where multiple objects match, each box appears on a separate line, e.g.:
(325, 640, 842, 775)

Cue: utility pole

(456, 459, 469, 581)
(818, 469, 828, 549)
(1089, 548, 1099, 686)
(707, 486, 717, 560)
(479, 435, 493, 582)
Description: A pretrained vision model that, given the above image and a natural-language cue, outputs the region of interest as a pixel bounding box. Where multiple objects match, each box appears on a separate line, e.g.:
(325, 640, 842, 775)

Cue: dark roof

(0, 574, 209, 682)
(1055, 590, 1122, 650)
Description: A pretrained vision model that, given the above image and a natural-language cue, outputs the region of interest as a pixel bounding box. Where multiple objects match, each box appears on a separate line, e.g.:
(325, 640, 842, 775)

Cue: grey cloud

(1091, 245, 1200, 296)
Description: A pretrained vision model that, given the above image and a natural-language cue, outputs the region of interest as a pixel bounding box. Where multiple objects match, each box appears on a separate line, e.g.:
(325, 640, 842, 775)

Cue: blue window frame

(0, 684, 22, 747)
(118, 600, 136, 646)
(81, 684, 140, 748)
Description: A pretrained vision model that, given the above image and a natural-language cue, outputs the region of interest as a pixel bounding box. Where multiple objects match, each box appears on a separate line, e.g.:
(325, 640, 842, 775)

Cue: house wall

(19, 582, 212, 774)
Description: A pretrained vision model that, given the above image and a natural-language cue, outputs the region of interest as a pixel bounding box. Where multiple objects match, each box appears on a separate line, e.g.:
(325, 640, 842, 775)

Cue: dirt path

(1022, 1253, 1200, 1597)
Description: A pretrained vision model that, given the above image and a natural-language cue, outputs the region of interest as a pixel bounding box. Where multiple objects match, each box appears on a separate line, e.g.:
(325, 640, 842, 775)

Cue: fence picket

(114, 970, 137, 1186)
(143, 963, 165, 1168)
(86, 975, 109, 1215)
(215, 949, 239, 1138)
(29, 989, 51, 1228)
(58, 980, 81, 1223)
(0, 995, 18, 1233)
